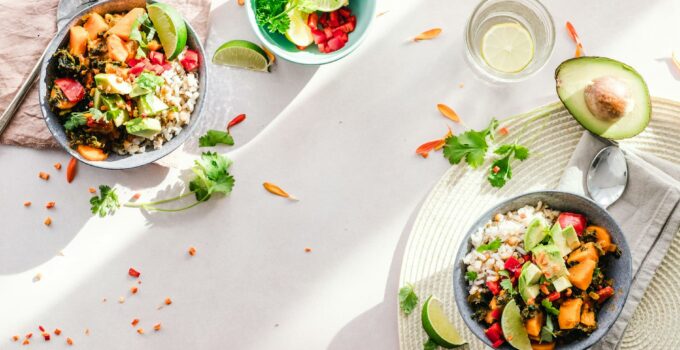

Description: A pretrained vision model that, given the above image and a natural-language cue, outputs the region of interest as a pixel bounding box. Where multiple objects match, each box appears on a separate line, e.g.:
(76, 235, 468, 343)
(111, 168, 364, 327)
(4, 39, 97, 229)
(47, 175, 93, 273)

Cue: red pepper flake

(416, 139, 446, 158)
(492, 166, 501, 174)
(188, 246, 196, 256)
(44, 217, 52, 226)
(46, 201, 56, 209)
(132, 193, 141, 200)
(39, 172, 50, 180)
(54, 328, 62, 336)
(498, 127, 509, 136)
(84, 328, 90, 336)
(131, 318, 140, 326)
(304, 247, 312, 253)
(164, 297, 172, 305)
(66, 337, 74, 345)
(131, 286, 138, 294)
(565, 21, 584, 57)
(66, 157, 78, 183)
(24, 201, 31, 207)
(42, 332, 50, 341)
(153, 323, 161, 331)
(12, 335, 19, 341)
(227, 114, 246, 131)
(128, 267, 141, 278)
(137, 328, 144, 335)
(54, 163, 62, 170)
(88, 187, 96, 193)
(22, 339, 29, 345)
(26, 333, 33, 339)
(38, 325, 45, 332)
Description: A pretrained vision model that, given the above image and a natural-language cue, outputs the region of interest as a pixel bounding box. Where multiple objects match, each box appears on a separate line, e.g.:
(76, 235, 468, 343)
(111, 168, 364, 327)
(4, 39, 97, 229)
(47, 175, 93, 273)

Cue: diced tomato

(486, 280, 501, 296)
(296, 45, 307, 50)
(485, 322, 504, 344)
(127, 57, 143, 67)
(491, 339, 505, 348)
(337, 21, 355, 33)
(349, 15, 356, 25)
(319, 12, 328, 27)
(162, 62, 172, 71)
(54, 78, 85, 103)
(311, 29, 327, 44)
(307, 12, 318, 29)
(597, 286, 614, 303)
(558, 212, 587, 235)
(329, 11, 339, 27)
(151, 64, 165, 75)
(324, 27, 333, 39)
(504, 256, 522, 274)
(547, 291, 561, 302)
(317, 42, 327, 53)
(490, 308, 502, 321)
(338, 7, 351, 19)
(129, 63, 145, 76)
(180, 49, 200, 72)
(327, 37, 345, 52)
(149, 51, 165, 65)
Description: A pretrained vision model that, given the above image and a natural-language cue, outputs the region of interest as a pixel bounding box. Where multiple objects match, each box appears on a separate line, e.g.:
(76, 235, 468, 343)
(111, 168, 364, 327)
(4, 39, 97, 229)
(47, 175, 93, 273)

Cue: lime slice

(148, 3, 188, 60)
(212, 40, 270, 72)
(421, 296, 467, 348)
(501, 299, 532, 350)
(481, 22, 534, 73)
(302, 0, 348, 12)
(285, 9, 314, 47)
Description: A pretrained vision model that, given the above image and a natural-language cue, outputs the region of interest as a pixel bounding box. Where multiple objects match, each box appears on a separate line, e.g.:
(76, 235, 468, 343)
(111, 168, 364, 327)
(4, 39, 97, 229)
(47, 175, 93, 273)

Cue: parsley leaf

(477, 237, 502, 252)
(541, 299, 560, 316)
(424, 338, 438, 350)
(90, 185, 120, 217)
(255, 0, 292, 34)
(198, 130, 235, 147)
(398, 283, 419, 316)
(465, 271, 478, 281)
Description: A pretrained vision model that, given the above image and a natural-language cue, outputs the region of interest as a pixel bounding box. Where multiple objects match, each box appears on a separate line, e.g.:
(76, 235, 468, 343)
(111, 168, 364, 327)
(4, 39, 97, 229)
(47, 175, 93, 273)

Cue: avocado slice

(561, 226, 580, 251)
(94, 74, 133, 95)
(555, 56, 651, 139)
(125, 117, 162, 139)
(93, 89, 103, 109)
(531, 244, 569, 280)
(100, 94, 129, 127)
(137, 94, 168, 117)
(552, 275, 572, 292)
(518, 262, 542, 303)
(549, 223, 572, 257)
(524, 218, 547, 251)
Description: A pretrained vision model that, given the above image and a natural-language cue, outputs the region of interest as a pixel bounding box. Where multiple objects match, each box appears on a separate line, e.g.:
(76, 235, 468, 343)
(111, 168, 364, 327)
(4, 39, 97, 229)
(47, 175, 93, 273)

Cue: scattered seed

(304, 248, 312, 253)
(131, 318, 140, 326)
(153, 323, 161, 331)
(66, 337, 73, 345)
(131, 286, 138, 294)
(137, 328, 144, 335)
(46, 201, 56, 209)
(119, 296, 125, 303)
(39, 172, 50, 180)
(88, 187, 96, 193)
(54, 163, 62, 170)
(44, 217, 52, 226)
(459, 83, 465, 88)
(413, 28, 442, 41)
(376, 10, 389, 17)
(188, 246, 196, 256)
(22, 339, 29, 345)
(498, 127, 509, 136)
(101, 298, 107, 303)
(263, 182, 298, 201)
(164, 297, 172, 305)
(12, 335, 19, 341)
(84, 328, 90, 336)
(57, 251, 65, 256)
(33, 273, 42, 282)
(54, 329, 61, 336)
(24, 201, 31, 207)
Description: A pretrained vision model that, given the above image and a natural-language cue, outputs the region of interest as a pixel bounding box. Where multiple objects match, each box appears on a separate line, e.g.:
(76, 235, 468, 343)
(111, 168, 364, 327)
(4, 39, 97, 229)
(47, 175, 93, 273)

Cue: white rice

(462, 201, 561, 295)
(114, 49, 199, 155)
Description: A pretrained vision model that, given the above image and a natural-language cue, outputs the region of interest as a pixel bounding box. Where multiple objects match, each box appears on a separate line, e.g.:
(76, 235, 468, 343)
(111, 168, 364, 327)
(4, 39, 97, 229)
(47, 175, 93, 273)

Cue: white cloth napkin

(558, 131, 680, 349)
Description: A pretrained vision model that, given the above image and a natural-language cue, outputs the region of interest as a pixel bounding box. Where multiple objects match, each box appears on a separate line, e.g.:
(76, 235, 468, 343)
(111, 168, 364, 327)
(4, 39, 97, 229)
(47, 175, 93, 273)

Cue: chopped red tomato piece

(504, 256, 522, 273)
(54, 78, 85, 103)
(149, 51, 165, 65)
(558, 212, 587, 235)
(307, 12, 318, 29)
(485, 322, 504, 344)
(490, 308, 502, 321)
(486, 280, 501, 295)
(180, 50, 200, 72)
(597, 286, 614, 303)
(547, 291, 561, 302)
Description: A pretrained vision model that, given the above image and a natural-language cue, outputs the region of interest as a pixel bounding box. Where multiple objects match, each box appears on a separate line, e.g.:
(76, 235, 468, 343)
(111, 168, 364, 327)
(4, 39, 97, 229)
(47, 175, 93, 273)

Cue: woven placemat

(398, 97, 680, 350)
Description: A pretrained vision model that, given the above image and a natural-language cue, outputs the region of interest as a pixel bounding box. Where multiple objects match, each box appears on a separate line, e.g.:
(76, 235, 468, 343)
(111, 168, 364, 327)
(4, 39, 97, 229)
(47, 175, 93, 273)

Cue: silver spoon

(586, 145, 628, 208)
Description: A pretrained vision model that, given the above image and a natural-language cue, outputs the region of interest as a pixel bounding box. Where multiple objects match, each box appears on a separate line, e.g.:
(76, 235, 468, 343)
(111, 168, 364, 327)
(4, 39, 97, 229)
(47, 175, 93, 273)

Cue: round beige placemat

(398, 97, 680, 350)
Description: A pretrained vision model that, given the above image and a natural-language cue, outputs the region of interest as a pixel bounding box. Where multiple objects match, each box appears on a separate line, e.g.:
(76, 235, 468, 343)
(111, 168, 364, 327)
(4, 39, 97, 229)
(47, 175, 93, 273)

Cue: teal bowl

(245, 0, 376, 65)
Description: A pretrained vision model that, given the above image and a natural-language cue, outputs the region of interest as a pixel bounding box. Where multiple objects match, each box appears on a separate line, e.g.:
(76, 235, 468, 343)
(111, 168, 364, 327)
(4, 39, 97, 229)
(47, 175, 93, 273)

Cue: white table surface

(1, 0, 680, 348)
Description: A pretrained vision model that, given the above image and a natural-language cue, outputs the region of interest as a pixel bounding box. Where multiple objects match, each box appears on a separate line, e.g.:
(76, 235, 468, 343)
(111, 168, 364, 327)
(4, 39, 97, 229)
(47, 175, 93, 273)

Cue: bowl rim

(452, 190, 632, 350)
(39, 0, 208, 170)
(244, 0, 377, 65)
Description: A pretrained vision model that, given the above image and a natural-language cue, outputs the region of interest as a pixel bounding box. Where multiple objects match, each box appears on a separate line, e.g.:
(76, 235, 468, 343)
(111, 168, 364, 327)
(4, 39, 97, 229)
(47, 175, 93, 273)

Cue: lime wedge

(421, 296, 467, 348)
(285, 9, 314, 47)
(148, 3, 188, 60)
(302, 0, 348, 12)
(501, 299, 532, 350)
(212, 40, 270, 72)
(481, 22, 534, 73)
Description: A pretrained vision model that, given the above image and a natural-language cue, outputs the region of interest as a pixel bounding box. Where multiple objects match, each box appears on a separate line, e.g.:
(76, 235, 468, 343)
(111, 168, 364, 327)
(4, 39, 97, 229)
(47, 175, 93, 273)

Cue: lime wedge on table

(421, 296, 467, 348)
(285, 9, 314, 47)
(501, 299, 532, 350)
(481, 22, 534, 73)
(302, 0, 348, 12)
(148, 3, 188, 60)
(212, 40, 270, 72)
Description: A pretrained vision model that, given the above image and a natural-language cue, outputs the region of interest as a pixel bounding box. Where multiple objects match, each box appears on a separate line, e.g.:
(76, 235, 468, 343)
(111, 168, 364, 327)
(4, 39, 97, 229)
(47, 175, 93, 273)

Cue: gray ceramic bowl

(453, 191, 632, 350)
(39, 0, 207, 170)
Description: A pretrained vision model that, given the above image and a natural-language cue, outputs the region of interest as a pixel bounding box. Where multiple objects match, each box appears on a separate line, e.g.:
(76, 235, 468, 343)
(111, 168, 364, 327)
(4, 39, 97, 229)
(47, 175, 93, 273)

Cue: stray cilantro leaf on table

(398, 283, 419, 316)
(90, 185, 120, 217)
(476, 237, 502, 252)
(198, 130, 235, 147)
(442, 119, 497, 169)
(424, 338, 438, 350)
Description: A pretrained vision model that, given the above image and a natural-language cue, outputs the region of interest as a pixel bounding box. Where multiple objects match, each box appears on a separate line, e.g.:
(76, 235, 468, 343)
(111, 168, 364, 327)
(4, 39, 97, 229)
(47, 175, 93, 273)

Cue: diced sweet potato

(531, 342, 555, 350)
(107, 35, 129, 62)
(568, 259, 597, 290)
(107, 8, 146, 40)
(147, 40, 161, 51)
(69, 26, 88, 56)
(77, 145, 108, 161)
(525, 310, 544, 337)
(558, 298, 583, 329)
(567, 242, 599, 264)
(83, 13, 109, 39)
(580, 302, 597, 327)
(588, 225, 613, 252)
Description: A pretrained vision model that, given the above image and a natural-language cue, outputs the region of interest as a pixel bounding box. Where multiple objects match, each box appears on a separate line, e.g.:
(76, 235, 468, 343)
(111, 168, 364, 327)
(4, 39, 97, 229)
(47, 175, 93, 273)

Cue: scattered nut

(39, 172, 50, 180)
(54, 163, 62, 170)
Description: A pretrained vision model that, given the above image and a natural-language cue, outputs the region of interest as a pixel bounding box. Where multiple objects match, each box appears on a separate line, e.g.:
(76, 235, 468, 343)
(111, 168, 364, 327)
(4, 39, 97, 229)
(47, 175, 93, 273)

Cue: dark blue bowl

(39, 0, 207, 169)
(452, 190, 632, 350)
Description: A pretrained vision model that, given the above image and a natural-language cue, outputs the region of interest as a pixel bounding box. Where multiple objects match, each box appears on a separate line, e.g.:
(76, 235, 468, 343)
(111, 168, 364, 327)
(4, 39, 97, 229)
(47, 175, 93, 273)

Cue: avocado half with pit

(555, 57, 651, 139)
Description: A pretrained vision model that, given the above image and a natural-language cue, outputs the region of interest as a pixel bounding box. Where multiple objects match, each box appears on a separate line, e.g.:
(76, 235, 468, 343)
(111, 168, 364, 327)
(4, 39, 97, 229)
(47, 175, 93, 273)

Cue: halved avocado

(555, 57, 650, 139)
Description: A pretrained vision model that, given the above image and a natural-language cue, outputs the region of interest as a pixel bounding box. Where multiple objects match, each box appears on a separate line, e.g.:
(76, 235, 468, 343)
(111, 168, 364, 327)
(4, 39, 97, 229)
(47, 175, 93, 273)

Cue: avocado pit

(583, 76, 632, 121)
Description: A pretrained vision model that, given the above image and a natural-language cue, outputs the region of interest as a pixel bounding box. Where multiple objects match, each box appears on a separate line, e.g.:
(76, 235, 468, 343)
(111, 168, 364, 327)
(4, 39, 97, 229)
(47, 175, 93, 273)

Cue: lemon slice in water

(481, 22, 534, 73)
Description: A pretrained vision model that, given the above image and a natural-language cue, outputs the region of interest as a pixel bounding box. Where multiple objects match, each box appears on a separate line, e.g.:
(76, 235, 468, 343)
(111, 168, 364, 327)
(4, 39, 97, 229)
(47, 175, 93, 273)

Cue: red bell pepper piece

(128, 267, 141, 278)
(307, 12, 318, 29)
(547, 291, 561, 302)
(490, 308, 502, 321)
(180, 50, 200, 72)
(597, 286, 614, 303)
(54, 78, 85, 103)
(504, 256, 522, 273)
(485, 322, 504, 343)
(558, 212, 587, 235)
(486, 280, 501, 296)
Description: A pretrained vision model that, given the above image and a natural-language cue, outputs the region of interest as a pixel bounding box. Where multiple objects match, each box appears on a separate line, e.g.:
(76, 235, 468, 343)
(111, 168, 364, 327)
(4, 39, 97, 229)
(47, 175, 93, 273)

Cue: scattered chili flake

(84, 328, 90, 336)
(413, 28, 442, 41)
(44, 217, 52, 226)
(26, 333, 33, 339)
(12, 335, 19, 341)
(131, 286, 138, 294)
(137, 280, 142, 284)
(42, 332, 50, 341)
(38, 325, 45, 332)
(304, 247, 312, 253)
(492, 166, 501, 174)
(263, 182, 298, 201)
(459, 83, 465, 88)
(376, 10, 389, 17)
(101, 298, 107, 303)
(137, 328, 144, 335)
(132, 318, 140, 326)
(131, 193, 141, 200)
(66, 337, 73, 345)
(165, 297, 172, 305)
(24, 201, 31, 207)
(46, 201, 56, 209)
(565, 21, 584, 57)
(54, 163, 62, 170)
(437, 103, 461, 123)
(22, 339, 29, 345)
(119, 296, 125, 303)
(128, 267, 141, 278)
(416, 139, 445, 158)
(227, 114, 246, 131)
(33, 273, 42, 282)
(237, 0, 244, 5)
(88, 187, 96, 193)
(66, 157, 77, 183)
(498, 127, 509, 136)
(54, 328, 62, 336)
(188, 246, 197, 256)
(39, 172, 50, 180)
(153, 323, 161, 331)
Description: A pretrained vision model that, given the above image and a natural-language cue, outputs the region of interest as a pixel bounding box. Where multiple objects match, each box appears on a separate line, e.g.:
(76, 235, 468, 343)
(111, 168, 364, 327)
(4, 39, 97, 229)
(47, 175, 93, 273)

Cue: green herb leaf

(500, 278, 515, 295)
(198, 130, 235, 147)
(64, 108, 106, 130)
(513, 145, 529, 160)
(133, 72, 165, 94)
(189, 152, 235, 202)
(424, 338, 438, 350)
(465, 271, 478, 281)
(477, 237, 502, 252)
(443, 130, 489, 168)
(540, 315, 555, 343)
(488, 154, 512, 188)
(398, 283, 419, 316)
(255, 0, 292, 34)
(498, 270, 510, 278)
(90, 185, 120, 217)
(541, 299, 560, 316)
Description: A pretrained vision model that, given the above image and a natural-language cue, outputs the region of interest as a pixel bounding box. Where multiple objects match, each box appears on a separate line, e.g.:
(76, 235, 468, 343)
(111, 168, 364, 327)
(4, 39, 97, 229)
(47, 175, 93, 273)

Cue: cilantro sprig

(476, 237, 502, 252)
(129, 13, 156, 58)
(398, 283, 419, 316)
(255, 0, 317, 34)
(488, 143, 529, 188)
(90, 185, 120, 217)
(541, 299, 560, 316)
(198, 130, 234, 147)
